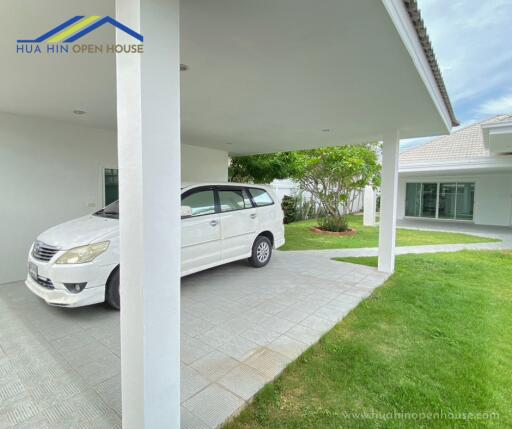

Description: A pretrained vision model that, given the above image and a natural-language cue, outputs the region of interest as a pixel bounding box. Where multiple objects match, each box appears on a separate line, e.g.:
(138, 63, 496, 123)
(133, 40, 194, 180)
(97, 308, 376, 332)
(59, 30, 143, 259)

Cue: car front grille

(32, 241, 60, 262)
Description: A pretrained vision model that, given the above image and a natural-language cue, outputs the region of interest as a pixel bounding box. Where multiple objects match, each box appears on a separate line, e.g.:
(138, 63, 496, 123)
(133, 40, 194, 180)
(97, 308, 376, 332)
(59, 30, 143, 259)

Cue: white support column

(378, 131, 400, 273)
(116, 0, 181, 428)
(363, 185, 376, 226)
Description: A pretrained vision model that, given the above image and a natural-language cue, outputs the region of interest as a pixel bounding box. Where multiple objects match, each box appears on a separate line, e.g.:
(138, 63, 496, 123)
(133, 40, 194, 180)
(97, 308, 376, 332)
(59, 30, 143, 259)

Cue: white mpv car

(25, 183, 285, 309)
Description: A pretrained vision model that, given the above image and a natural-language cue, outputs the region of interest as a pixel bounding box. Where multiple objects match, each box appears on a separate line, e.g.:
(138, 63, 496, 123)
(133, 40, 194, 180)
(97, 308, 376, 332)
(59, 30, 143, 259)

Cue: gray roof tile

(400, 115, 512, 164)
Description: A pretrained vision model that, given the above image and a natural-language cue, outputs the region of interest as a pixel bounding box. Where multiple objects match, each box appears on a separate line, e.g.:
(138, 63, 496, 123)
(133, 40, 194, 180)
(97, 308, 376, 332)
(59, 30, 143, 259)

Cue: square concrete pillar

(363, 185, 377, 226)
(378, 131, 400, 273)
(116, 0, 181, 427)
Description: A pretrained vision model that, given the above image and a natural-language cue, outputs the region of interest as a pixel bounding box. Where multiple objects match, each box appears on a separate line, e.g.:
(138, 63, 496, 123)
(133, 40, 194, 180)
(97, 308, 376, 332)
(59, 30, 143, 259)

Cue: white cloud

(478, 92, 512, 115)
(417, 0, 512, 110)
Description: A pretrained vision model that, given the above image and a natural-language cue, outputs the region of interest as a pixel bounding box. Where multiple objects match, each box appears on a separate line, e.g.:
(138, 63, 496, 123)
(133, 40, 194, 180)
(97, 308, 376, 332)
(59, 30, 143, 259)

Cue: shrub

(318, 216, 349, 232)
(281, 195, 297, 224)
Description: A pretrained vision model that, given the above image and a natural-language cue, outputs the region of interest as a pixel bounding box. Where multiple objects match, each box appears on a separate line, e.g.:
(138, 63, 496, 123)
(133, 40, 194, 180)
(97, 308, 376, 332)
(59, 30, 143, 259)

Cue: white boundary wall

(270, 179, 364, 213)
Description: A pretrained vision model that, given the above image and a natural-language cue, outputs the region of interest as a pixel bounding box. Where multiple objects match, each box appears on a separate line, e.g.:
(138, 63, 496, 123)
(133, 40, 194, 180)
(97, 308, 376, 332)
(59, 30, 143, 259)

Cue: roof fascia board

(381, 0, 452, 131)
(400, 157, 512, 174)
(482, 121, 512, 148)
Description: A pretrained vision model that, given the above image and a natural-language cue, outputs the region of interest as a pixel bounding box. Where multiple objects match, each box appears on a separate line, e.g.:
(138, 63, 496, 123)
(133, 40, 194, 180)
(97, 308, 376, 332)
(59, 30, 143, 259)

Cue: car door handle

(250, 213, 257, 219)
(210, 220, 218, 226)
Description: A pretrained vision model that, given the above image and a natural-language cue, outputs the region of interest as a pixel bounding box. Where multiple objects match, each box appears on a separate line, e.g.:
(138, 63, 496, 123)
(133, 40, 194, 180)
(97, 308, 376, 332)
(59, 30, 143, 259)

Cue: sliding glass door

(405, 183, 421, 217)
(438, 183, 456, 219)
(421, 183, 437, 218)
(405, 181, 475, 221)
(455, 183, 475, 220)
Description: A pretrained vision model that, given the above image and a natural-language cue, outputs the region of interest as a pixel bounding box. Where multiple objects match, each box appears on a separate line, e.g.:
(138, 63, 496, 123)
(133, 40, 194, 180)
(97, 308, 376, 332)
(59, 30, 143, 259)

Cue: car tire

(248, 236, 272, 268)
(105, 267, 120, 310)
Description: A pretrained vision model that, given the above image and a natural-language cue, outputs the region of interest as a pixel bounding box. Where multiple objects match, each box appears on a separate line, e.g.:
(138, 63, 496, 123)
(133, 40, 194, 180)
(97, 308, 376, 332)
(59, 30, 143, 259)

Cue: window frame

(247, 187, 275, 207)
(181, 185, 275, 219)
(404, 180, 475, 222)
(216, 187, 254, 214)
(180, 186, 217, 219)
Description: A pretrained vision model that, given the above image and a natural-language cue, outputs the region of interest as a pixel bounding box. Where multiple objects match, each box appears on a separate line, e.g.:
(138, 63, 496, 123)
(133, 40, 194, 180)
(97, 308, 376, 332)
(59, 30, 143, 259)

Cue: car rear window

(248, 188, 274, 206)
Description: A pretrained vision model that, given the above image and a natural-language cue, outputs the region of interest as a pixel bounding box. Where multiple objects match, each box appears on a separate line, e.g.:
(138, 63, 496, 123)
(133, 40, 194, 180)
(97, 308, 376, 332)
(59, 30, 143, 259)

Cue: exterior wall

(0, 114, 229, 284)
(474, 173, 512, 226)
(398, 172, 512, 226)
(270, 179, 364, 212)
(181, 144, 228, 182)
(0, 113, 118, 284)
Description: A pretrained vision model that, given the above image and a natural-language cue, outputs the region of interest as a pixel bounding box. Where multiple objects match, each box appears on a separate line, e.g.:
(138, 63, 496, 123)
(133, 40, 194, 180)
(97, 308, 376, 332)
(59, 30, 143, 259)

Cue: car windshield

(94, 201, 119, 219)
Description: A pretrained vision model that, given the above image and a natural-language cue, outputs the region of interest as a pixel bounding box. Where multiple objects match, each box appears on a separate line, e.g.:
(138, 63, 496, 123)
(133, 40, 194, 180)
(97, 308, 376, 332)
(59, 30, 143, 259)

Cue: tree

(291, 144, 380, 228)
(229, 152, 298, 183)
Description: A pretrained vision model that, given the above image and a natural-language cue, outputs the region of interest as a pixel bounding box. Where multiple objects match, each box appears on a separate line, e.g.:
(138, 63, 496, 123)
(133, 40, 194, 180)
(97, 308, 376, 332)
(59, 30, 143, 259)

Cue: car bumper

(25, 274, 105, 307)
(25, 253, 115, 308)
(274, 229, 285, 249)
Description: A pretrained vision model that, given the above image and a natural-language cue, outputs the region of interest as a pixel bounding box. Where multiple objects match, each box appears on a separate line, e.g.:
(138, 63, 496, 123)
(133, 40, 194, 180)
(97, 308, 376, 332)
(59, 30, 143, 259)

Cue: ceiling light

(321, 129, 330, 132)
(73, 110, 86, 115)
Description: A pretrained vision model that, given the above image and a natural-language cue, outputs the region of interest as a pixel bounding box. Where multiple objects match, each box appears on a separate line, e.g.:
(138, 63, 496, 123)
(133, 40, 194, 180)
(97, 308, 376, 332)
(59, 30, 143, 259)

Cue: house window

(405, 183, 437, 218)
(405, 181, 475, 221)
(104, 168, 119, 206)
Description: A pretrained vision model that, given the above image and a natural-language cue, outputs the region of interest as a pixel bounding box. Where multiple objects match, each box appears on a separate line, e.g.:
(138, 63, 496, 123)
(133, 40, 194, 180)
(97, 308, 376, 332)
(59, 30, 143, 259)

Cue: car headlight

(56, 241, 110, 264)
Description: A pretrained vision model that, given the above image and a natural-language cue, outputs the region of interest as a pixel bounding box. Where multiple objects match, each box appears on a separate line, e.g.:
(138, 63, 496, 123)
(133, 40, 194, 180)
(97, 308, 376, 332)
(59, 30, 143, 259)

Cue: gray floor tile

(1, 249, 390, 429)
(218, 364, 267, 400)
(268, 335, 308, 360)
(243, 348, 290, 380)
(216, 336, 260, 361)
(181, 365, 210, 402)
(182, 384, 244, 429)
(190, 350, 239, 382)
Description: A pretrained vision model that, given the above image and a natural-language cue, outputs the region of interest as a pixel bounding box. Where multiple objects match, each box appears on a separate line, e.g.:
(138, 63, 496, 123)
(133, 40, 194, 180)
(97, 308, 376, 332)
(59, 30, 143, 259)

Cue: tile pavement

(0, 251, 389, 428)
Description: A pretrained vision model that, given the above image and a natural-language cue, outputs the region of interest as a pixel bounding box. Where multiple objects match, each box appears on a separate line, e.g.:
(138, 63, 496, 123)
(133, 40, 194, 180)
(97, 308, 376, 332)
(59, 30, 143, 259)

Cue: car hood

(37, 215, 118, 250)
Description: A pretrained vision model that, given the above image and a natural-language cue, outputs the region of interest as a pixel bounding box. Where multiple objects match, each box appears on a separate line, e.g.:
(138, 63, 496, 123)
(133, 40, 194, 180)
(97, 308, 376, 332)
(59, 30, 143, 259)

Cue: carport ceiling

(1, 0, 453, 154)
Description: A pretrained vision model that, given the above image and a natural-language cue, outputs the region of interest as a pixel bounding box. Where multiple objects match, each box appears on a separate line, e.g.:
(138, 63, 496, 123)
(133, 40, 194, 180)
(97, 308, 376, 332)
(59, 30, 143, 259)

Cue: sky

(401, 0, 512, 150)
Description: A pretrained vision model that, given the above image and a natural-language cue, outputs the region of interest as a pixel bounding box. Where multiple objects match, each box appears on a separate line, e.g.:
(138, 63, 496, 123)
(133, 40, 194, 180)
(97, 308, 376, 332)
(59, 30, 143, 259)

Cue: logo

(17, 16, 143, 55)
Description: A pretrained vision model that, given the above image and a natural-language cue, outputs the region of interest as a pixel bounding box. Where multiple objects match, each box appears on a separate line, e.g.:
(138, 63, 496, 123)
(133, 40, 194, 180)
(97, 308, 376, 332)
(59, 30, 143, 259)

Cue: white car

(25, 183, 285, 309)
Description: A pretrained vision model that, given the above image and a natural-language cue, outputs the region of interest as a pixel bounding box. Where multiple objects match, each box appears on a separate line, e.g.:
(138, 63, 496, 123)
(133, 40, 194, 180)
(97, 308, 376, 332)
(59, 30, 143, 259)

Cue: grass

(280, 215, 499, 251)
(224, 251, 512, 428)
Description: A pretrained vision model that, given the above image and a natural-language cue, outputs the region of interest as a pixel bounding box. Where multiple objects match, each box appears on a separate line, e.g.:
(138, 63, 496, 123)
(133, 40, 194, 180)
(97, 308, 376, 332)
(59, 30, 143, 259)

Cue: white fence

(269, 179, 364, 214)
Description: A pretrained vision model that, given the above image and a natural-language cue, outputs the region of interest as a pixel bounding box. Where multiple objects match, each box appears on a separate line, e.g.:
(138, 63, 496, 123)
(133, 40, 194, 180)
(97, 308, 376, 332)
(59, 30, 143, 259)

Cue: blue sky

(401, 0, 512, 150)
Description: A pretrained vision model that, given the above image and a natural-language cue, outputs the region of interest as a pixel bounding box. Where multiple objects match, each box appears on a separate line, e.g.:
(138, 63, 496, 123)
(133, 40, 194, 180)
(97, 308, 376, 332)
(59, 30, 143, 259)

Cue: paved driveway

(0, 252, 388, 429)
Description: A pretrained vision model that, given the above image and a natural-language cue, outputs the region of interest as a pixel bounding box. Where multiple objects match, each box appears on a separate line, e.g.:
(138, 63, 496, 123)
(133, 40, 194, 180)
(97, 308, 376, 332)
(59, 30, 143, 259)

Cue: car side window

(248, 188, 274, 206)
(181, 190, 216, 217)
(218, 189, 252, 212)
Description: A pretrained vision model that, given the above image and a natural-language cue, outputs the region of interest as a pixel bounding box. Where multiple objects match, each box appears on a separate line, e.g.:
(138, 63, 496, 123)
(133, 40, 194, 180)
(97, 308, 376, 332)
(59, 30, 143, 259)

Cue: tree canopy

(229, 152, 298, 183)
(290, 144, 381, 218)
(230, 144, 381, 228)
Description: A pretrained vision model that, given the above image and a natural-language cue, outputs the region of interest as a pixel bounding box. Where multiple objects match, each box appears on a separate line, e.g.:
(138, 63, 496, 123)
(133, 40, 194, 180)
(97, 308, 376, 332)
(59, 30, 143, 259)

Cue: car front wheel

(105, 267, 120, 310)
(248, 236, 272, 268)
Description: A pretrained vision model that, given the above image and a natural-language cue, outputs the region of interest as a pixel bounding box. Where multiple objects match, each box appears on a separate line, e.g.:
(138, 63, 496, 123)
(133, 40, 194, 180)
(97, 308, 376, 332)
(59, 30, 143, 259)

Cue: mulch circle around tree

(310, 227, 357, 237)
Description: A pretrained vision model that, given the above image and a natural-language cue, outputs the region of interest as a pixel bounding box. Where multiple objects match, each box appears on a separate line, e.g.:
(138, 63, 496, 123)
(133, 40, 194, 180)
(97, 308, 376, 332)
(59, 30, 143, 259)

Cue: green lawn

(280, 215, 499, 251)
(224, 251, 512, 429)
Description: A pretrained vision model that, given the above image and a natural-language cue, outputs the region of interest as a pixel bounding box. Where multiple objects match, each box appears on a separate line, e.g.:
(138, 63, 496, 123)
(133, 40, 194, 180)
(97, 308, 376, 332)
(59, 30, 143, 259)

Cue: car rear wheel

(248, 236, 272, 268)
(105, 267, 120, 310)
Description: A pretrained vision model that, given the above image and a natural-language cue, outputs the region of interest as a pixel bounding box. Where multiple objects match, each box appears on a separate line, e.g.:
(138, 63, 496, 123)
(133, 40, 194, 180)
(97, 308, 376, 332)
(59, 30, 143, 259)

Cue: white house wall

(0, 113, 229, 284)
(474, 173, 512, 226)
(398, 172, 512, 227)
(181, 144, 229, 182)
(0, 113, 118, 284)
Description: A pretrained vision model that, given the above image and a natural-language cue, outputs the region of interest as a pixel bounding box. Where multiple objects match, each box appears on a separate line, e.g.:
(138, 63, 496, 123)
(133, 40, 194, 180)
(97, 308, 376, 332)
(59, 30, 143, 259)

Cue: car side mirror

(181, 206, 193, 218)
